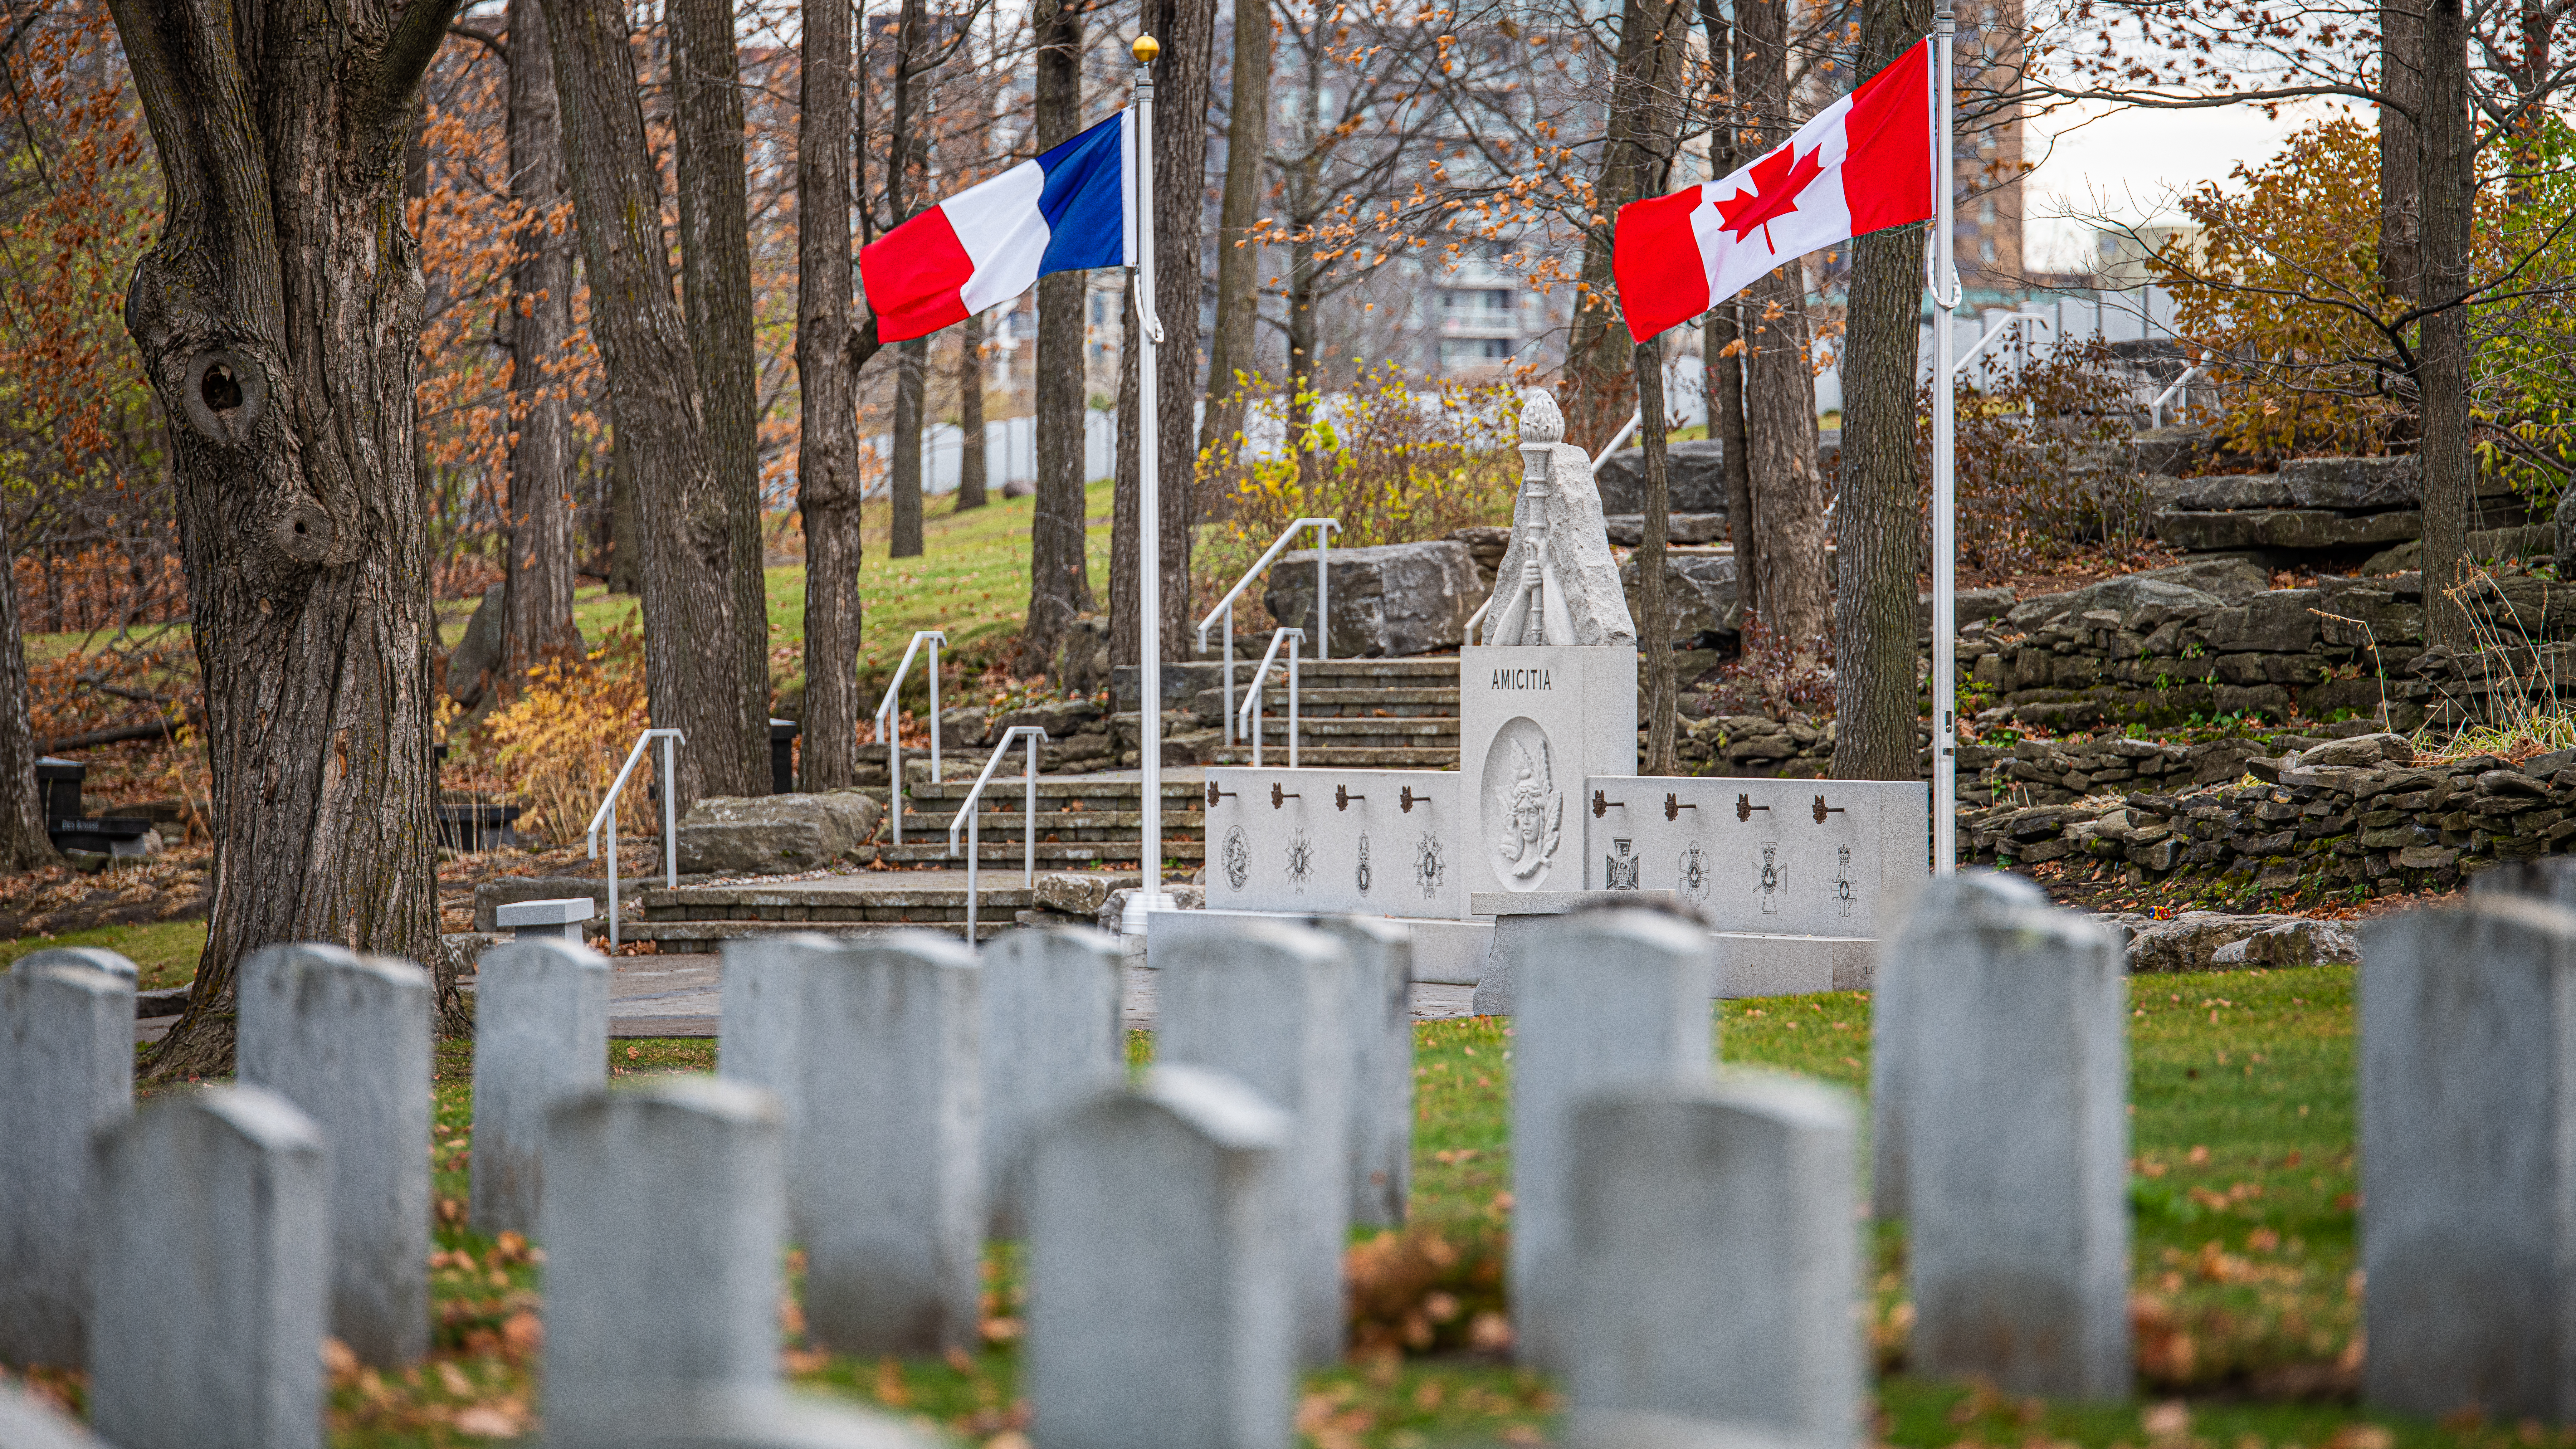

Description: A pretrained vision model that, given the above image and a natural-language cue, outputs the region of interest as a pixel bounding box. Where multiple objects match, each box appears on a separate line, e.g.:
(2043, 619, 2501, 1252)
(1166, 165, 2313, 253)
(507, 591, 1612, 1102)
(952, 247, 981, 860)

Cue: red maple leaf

(1712, 142, 1826, 252)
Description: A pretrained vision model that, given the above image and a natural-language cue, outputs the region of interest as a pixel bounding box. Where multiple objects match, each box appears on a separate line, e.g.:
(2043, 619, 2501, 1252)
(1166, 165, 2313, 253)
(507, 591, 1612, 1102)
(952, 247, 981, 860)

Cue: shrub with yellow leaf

(464, 631, 651, 847)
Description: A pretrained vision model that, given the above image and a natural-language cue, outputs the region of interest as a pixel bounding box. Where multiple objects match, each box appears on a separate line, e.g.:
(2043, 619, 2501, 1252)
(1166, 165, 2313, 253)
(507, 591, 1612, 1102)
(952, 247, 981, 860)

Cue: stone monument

(1163, 389, 1928, 1007)
(1460, 391, 1639, 899)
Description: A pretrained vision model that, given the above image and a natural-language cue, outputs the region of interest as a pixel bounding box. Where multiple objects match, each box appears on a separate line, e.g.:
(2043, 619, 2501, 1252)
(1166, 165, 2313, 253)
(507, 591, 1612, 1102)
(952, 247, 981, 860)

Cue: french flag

(860, 110, 1136, 343)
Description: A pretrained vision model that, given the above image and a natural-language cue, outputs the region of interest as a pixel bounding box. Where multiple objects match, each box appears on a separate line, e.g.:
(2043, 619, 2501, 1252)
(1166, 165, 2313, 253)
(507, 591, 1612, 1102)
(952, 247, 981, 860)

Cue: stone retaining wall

(1964, 732, 2576, 897)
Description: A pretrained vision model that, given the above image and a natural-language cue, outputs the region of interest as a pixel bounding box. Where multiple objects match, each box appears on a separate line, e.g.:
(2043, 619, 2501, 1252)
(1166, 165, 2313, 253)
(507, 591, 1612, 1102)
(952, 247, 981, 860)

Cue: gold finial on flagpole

(1132, 33, 1160, 62)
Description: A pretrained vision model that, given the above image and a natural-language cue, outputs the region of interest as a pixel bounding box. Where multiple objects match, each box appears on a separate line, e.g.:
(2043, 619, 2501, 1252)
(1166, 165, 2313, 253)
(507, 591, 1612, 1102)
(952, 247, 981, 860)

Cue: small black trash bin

(770, 718, 800, 794)
(36, 757, 84, 824)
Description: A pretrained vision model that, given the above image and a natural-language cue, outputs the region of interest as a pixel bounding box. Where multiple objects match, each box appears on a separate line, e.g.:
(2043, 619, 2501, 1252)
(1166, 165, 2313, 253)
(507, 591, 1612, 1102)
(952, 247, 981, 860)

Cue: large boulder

(1602, 513, 1727, 546)
(1618, 550, 1738, 641)
(674, 791, 883, 876)
(1264, 540, 1485, 658)
(2154, 507, 2421, 552)
(1593, 438, 1729, 515)
(2278, 454, 2421, 509)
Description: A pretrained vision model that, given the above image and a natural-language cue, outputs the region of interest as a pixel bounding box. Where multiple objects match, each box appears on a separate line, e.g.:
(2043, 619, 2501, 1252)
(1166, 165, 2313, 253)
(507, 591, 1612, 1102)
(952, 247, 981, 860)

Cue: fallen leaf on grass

(454, 1399, 530, 1438)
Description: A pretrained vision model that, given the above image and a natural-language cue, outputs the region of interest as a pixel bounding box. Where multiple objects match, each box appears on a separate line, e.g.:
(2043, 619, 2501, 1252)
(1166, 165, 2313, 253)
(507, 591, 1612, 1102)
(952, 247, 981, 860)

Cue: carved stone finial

(1519, 389, 1564, 446)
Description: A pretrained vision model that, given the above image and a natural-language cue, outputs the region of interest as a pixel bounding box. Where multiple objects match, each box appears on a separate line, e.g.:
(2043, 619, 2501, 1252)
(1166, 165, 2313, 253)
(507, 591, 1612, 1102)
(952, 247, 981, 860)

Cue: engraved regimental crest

(1415, 832, 1447, 899)
(1481, 717, 1564, 889)
(1285, 831, 1315, 892)
(1603, 838, 1640, 890)
(1356, 833, 1373, 895)
(1836, 844, 1854, 916)
(1752, 841, 1783, 914)
(1222, 826, 1251, 891)
(1677, 841, 1711, 907)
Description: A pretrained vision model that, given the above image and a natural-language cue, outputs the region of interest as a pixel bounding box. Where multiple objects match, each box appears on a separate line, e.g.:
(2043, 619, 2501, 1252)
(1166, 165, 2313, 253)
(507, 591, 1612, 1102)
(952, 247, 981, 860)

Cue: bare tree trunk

(1201, 0, 1272, 458)
(798, 0, 864, 789)
(1832, 0, 1928, 781)
(505, 0, 582, 687)
(1020, 0, 1091, 673)
(543, 0, 771, 808)
(1712, 301, 1756, 622)
(607, 436, 641, 592)
(1696, 4, 1758, 629)
(670, 0, 772, 769)
(2418, 0, 2472, 649)
(886, 0, 929, 560)
(957, 313, 988, 511)
(1285, 222, 1319, 436)
(105, 0, 450, 1076)
(1560, 0, 1691, 451)
(893, 341, 928, 555)
(1738, 0, 1828, 652)
(1144, 0, 1216, 661)
(2379, 0, 2423, 307)
(1637, 343, 1679, 773)
(0, 512, 58, 872)
(1110, 286, 1143, 668)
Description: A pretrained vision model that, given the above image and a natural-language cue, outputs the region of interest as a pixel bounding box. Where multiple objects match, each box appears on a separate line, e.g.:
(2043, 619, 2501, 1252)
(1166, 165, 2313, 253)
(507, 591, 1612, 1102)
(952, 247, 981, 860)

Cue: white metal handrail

(872, 629, 945, 845)
(1196, 517, 1336, 744)
(1593, 410, 1641, 465)
(947, 725, 1048, 942)
(1948, 310, 2054, 379)
(1237, 627, 1304, 768)
(2149, 365, 2208, 428)
(1466, 596, 1491, 644)
(586, 727, 685, 952)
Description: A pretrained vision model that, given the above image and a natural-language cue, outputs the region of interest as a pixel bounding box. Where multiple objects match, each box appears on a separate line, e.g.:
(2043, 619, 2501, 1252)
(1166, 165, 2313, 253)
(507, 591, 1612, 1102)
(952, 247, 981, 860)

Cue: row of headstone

(56, 866, 2575, 1439)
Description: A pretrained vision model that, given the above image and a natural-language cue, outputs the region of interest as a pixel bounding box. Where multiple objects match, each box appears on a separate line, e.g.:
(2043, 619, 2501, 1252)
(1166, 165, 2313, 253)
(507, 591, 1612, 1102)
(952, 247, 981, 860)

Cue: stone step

(877, 839, 1206, 865)
(620, 918, 1015, 947)
(1196, 657, 1459, 684)
(1237, 716, 1461, 741)
(1193, 686, 1461, 719)
(1201, 745, 1461, 768)
(900, 778, 1204, 805)
(909, 808, 1205, 838)
(638, 884, 1037, 920)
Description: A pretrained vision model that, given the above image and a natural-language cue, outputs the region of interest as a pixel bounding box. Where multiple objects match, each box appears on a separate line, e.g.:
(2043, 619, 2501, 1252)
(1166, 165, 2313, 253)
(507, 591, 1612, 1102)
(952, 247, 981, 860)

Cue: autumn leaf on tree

(1714, 143, 1826, 253)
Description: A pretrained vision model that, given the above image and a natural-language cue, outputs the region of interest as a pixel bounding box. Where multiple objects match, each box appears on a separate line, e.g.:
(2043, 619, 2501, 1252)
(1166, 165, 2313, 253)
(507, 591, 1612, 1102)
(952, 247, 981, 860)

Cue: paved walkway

(137, 951, 1481, 1044)
(595, 955, 1478, 1037)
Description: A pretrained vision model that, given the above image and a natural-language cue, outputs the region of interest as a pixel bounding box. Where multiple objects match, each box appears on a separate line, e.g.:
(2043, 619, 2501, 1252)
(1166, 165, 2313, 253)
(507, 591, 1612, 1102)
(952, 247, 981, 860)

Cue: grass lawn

(0, 918, 205, 991)
(27, 480, 1120, 698)
(14, 955, 2502, 1448)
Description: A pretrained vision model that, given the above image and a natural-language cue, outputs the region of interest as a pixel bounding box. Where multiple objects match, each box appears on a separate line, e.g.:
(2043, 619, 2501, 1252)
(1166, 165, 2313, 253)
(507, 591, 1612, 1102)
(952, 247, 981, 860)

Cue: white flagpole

(1123, 34, 1176, 936)
(1930, 2, 1961, 875)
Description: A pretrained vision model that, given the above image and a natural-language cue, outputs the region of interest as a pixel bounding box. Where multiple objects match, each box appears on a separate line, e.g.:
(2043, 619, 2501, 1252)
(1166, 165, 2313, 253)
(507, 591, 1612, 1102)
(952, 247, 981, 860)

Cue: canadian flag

(1614, 38, 1934, 344)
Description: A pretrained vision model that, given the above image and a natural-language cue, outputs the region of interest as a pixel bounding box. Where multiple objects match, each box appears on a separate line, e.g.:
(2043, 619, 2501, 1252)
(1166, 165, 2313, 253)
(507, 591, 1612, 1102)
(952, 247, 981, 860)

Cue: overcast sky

(2020, 85, 2360, 270)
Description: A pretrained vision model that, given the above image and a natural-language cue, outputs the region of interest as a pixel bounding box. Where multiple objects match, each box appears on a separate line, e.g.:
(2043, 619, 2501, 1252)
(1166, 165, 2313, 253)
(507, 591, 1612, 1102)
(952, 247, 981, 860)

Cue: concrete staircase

(1193, 656, 1461, 767)
(874, 775, 1207, 868)
(623, 879, 1031, 949)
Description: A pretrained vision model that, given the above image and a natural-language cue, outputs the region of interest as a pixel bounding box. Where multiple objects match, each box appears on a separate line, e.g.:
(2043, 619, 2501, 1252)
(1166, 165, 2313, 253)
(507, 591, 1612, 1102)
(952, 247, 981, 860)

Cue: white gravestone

(89, 1087, 328, 1449)
(236, 943, 432, 1368)
(0, 960, 133, 1369)
(1156, 921, 1352, 1365)
(1308, 915, 1414, 1228)
(1028, 1063, 1295, 1449)
(1569, 1078, 1860, 1448)
(798, 934, 984, 1355)
(1870, 871, 2049, 1223)
(2362, 896, 2576, 1422)
(983, 926, 1125, 1238)
(1901, 901, 2130, 1400)
(1512, 909, 1715, 1370)
(541, 1078, 786, 1439)
(0, 1382, 113, 1449)
(494, 896, 595, 942)
(471, 937, 611, 1235)
(1202, 768, 1464, 920)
